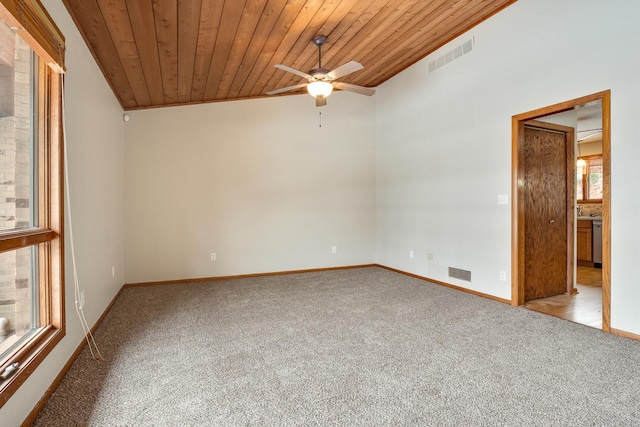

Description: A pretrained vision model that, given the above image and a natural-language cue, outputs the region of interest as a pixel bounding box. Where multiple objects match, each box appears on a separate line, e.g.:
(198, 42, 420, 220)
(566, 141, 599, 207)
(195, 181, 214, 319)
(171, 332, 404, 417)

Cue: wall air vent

(448, 267, 472, 282)
(428, 37, 474, 73)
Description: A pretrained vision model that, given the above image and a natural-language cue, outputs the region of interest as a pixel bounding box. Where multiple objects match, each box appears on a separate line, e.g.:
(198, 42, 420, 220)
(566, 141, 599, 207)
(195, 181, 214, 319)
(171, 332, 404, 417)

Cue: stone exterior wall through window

(0, 23, 34, 345)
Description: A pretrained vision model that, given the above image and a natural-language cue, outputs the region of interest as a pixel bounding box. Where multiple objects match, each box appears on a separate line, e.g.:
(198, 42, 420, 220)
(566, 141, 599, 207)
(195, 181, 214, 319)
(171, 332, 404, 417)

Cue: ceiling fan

(266, 35, 375, 107)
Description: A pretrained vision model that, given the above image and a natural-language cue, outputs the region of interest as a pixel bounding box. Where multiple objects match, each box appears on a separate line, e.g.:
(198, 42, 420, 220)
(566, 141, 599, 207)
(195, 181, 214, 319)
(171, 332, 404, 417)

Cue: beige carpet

(33, 267, 640, 426)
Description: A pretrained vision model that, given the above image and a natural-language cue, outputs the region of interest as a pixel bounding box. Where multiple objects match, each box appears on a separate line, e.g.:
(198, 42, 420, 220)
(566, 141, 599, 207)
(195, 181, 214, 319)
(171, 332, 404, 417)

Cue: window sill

(0, 326, 65, 408)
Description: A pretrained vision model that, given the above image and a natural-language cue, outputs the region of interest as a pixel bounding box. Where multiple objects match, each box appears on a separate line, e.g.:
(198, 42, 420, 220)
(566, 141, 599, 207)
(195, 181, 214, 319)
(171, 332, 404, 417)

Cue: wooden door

(523, 124, 568, 300)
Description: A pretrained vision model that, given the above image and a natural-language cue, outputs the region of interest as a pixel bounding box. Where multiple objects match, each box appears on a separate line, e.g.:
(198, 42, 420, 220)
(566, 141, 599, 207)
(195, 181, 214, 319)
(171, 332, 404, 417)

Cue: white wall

(376, 0, 640, 334)
(580, 140, 603, 156)
(1, 0, 126, 425)
(124, 92, 376, 283)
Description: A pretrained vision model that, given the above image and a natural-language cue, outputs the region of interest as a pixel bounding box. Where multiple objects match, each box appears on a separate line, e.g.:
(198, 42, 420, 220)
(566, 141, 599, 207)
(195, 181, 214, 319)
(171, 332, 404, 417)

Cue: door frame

(511, 90, 611, 333)
(522, 119, 576, 300)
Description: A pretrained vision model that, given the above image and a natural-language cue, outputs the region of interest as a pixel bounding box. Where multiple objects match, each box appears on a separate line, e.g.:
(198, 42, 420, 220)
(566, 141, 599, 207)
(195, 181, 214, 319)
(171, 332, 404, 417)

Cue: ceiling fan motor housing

(312, 35, 327, 47)
(309, 68, 330, 79)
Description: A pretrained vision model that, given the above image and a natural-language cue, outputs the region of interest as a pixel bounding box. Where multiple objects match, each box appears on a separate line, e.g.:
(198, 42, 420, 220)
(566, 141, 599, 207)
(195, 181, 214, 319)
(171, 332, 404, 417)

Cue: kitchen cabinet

(577, 220, 593, 266)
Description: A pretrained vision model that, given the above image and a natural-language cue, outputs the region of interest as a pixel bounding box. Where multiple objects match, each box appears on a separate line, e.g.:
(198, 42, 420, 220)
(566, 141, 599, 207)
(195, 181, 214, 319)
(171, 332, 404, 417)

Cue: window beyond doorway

(577, 155, 603, 202)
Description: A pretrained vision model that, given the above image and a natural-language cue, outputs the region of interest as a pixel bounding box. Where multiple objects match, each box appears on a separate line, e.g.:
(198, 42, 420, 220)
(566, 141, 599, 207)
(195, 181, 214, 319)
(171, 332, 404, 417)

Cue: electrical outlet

(409, 250, 414, 259)
(112, 266, 115, 277)
(331, 246, 337, 254)
(79, 290, 85, 309)
(499, 271, 507, 281)
(210, 252, 216, 261)
(427, 253, 434, 260)
(498, 194, 509, 205)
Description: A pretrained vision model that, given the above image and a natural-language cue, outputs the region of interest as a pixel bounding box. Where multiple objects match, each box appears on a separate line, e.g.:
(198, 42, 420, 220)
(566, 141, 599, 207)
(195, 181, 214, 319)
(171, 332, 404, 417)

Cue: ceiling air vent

(448, 267, 472, 282)
(428, 37, 474, 73)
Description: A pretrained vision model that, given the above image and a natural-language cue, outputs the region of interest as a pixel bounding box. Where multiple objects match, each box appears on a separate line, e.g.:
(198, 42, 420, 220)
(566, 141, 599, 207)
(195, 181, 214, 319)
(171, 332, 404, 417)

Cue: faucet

(577, 205, 583, 217)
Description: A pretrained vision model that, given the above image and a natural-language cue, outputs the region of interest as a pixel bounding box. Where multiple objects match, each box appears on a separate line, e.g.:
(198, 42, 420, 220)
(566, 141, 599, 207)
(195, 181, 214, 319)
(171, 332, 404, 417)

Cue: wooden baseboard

(21, 285, 125, 427)
(610, 327, 640, 342)
(127, 264, 510, 306)
(375, 264, 511, 304)
(124, 264, 378, 287)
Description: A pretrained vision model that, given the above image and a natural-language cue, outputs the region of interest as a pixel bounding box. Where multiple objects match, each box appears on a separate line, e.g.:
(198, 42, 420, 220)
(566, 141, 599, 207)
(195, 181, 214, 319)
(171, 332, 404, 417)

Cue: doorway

(511, 91, 611, 333)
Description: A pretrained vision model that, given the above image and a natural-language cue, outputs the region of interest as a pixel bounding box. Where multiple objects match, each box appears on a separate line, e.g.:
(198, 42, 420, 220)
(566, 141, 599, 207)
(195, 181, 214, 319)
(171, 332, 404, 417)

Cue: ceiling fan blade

(316, 96, 327, 107)
(274, 64, 313, 79)
(327, 61, 364, 80)
(333, 82, 375, 96)
(266, 83, 308, 95)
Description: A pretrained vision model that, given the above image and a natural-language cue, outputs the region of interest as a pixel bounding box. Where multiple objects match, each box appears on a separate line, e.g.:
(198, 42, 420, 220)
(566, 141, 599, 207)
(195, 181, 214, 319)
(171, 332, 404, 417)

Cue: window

(577, 155, 603, 202)
(0, 0, 64, 408)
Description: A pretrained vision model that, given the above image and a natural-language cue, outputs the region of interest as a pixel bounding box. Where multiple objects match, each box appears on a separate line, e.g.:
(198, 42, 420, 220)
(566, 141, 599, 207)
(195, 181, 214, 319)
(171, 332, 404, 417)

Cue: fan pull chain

(319, 110, 322, 127)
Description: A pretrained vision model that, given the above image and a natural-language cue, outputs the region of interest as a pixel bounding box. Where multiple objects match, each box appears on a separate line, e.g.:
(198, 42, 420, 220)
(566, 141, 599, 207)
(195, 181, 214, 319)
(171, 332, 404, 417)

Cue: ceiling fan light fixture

(307, 81, 333, 98)
(576, 141, 587, 169)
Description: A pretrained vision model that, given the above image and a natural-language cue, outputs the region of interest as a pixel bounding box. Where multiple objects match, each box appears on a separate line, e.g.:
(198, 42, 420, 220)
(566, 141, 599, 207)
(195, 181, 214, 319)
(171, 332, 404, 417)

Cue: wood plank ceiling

(61, 0, 516, 110)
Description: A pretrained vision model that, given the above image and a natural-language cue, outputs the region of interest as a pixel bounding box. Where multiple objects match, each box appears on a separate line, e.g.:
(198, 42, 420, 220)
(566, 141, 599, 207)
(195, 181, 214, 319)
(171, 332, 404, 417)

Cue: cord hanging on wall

(61, 78, 105, 362)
